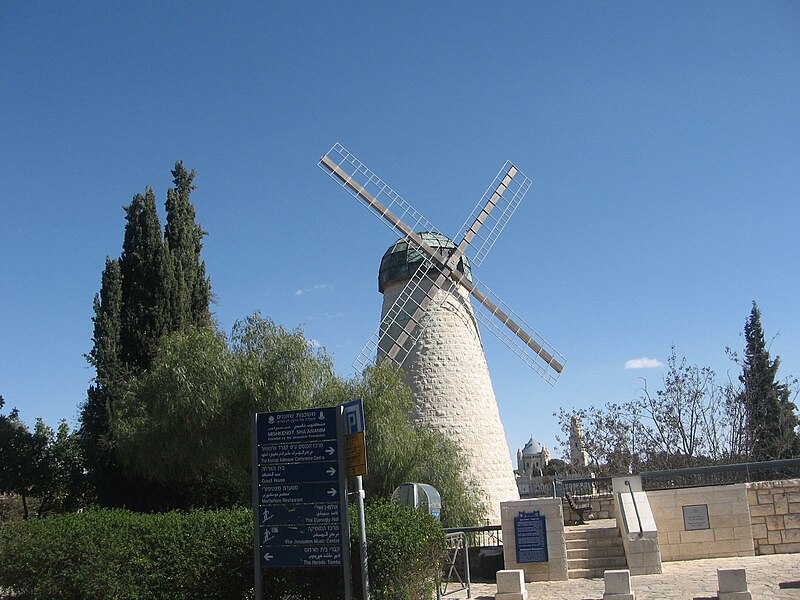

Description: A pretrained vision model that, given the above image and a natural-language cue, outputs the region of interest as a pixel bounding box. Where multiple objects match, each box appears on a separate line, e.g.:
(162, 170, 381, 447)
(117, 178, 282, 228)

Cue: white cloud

(625, 357, 664, 370)
(294, 284, 333, 296)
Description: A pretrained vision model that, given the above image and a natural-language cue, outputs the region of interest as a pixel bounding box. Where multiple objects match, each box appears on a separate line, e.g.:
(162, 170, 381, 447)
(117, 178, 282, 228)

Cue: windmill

(318, 143, 565, 521)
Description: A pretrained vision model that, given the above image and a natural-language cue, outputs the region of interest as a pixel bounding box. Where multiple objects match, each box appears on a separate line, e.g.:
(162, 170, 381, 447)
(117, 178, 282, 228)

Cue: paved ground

(440, 553, 800, 599)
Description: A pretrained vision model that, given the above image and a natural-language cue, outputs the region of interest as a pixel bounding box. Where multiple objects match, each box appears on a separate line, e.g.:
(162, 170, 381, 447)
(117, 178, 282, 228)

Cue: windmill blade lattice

(353, 258, 456, 373)
(318, 143, 442, 241)
(454, 161, 532, 268)
(469, 273, 565, 385)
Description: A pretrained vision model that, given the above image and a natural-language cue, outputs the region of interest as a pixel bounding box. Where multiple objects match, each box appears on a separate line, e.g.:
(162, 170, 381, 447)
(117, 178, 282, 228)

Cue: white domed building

(515, 435, 552, 497)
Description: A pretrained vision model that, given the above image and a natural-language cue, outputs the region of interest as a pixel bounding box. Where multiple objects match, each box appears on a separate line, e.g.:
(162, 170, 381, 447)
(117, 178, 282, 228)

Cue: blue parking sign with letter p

(342, 399, 364, 435)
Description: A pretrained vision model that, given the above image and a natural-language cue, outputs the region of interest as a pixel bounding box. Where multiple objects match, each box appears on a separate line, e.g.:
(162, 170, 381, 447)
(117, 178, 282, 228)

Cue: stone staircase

(566, 521, 627, 579)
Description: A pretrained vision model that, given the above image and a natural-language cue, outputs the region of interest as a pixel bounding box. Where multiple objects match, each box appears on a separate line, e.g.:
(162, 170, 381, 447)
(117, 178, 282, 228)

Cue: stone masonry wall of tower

(380, 275, 521, 523)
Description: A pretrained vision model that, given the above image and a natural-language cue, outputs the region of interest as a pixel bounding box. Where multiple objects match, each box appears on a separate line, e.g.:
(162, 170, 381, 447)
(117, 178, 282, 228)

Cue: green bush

(0, 509, 252, 599)
(0, 502, 444, 600)
(356, 499, 445, 600)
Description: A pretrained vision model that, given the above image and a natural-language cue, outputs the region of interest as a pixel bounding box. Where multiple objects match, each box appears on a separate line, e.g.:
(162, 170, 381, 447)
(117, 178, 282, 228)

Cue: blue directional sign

(260, 544, 343, 568)
(259, 502, 340, 526)
(255, 406, 346, 569)
(261, 523, 341, 546)
(259, 462, 339, 485)
(514, 510, 549, 563)
(260, 439, 338, 464)
(260, 480, 341, 504)
(258, 408, 338, 443)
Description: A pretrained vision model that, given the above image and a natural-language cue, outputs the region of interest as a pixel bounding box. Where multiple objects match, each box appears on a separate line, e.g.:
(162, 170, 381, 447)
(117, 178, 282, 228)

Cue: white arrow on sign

(327, 488, 337, 497)
(325, 446, 335, 456)
(327, 467, 336, 476)
(264, 553, 274, 561)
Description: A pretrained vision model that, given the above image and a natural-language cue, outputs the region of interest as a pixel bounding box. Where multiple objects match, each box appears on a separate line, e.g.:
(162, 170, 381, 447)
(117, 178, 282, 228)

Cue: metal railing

(556, 477, 613, 498)
(437, 531, 470, 599)
(442, 524, 503, 548)
(555, 458, 800, 497)
(640, 458, 800, 491)
(623, 479, 644, 537)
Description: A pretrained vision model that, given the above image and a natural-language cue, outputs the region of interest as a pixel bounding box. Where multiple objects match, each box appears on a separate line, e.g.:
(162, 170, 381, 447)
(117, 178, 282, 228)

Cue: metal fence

(437, 531, 470, 599)
(442, 524, 503, 547)
(555, 458, 800, 497)
(640, 458, 800, 491)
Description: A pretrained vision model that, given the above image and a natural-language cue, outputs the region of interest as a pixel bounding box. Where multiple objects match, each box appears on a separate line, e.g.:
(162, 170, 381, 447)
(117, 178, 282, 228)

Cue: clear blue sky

(2, 2, 798, 462)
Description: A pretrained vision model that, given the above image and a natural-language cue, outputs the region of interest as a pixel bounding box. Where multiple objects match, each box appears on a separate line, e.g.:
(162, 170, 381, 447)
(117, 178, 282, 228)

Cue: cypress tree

(81, 258, 124, 504)
(739, 302, 800, 460)
(81, 164, 214, 509)
(119, 187, 172, 371)
(164, 162, 211, 329)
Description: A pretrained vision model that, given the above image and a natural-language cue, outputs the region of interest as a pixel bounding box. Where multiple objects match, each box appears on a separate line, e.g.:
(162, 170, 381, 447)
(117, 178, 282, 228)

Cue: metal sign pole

(337, 407, 353, 600)
(355, 475, 370, 600)
(251, 412, 263, 600)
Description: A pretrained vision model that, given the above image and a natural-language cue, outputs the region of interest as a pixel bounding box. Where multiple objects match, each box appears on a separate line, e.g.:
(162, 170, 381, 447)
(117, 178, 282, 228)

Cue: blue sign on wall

(514, 510, 549, 563)
(255, 407, 344, 568)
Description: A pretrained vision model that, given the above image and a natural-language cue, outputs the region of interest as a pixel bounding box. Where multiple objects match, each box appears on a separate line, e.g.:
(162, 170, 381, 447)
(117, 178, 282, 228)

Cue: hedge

(0, 502, 444, 600)
(0, 509, 252, 599)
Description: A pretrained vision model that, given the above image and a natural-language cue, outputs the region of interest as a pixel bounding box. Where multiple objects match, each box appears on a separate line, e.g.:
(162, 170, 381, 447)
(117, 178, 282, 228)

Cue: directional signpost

(252, 406, 352, 600)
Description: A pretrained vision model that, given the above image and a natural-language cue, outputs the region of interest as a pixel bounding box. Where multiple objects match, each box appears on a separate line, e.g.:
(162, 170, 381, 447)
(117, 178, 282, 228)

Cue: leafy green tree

(737, 302, 800, 460)
(0, 397, 36, 519)
(113, 314, 332, 507)
(545, 458, 570, 476)
(0, 398, 88, 518)
(556, 349, 747, 473)
(325, 362, 487, 526)
(80, 164, 214, 509)
(112, 314, 486, 525)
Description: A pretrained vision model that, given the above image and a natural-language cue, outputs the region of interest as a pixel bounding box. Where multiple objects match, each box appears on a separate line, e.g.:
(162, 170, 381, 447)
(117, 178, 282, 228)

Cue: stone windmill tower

(319, 143, 565, 521)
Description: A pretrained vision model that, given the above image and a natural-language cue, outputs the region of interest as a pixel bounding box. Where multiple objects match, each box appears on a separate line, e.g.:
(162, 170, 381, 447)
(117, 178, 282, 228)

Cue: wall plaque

(682, 504, 710, 531)
(514, 510, 549, 563)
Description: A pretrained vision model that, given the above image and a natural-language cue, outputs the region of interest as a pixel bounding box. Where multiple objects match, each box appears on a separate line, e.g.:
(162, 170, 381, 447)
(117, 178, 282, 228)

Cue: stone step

(566, 556, 628, 570)
(566, 536, 624, 550)
(565, 527, 620, 541)
(567, 546, 625, 559)
(568, 567, 608, 579)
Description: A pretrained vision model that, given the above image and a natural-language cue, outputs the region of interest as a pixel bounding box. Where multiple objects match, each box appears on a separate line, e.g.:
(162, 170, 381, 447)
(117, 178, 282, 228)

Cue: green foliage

(80, 163, 215, 509)
(356, 499, 445, 600)
(0, 509, 252, 599)
(113, 321, 485, 524)
(325, 362, 487, 527)
(0, 398, 89, 519)
(545, 458, 569, 476)
(0, 504, 444, 600)
(112, 314, 333, 507)
(164, 162, 211, 329)
(738, 302, 800, 460)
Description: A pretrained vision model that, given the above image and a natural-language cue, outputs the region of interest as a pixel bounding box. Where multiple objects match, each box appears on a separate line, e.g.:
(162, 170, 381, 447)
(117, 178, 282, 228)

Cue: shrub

(0, 509, 252, 599)
(0, 502, 444, 600)
(355, 499, 445, 600)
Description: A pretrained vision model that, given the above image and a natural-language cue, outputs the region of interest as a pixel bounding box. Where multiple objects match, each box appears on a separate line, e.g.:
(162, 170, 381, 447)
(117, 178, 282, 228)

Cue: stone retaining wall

(746, 478, 800, 555)
(647, 484, 754, 561)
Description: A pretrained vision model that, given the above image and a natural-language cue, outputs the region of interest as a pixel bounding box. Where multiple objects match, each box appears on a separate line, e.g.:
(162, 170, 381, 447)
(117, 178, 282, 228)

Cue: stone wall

(746, 479, 800, 555)
(381, 279, 520, 523)
(648, 484, 754, 561)
(500, 498, 568, 581)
